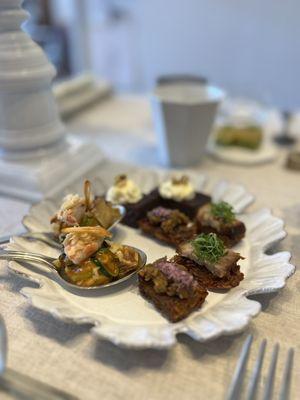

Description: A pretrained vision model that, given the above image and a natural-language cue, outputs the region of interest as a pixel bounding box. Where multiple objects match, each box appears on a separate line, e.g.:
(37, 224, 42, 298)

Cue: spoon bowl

(0, 246, 146, 291)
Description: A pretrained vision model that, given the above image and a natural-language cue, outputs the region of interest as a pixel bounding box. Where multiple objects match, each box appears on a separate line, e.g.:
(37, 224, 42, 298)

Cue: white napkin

(53, 74, 113, 119)
(0, 197, 29, 237)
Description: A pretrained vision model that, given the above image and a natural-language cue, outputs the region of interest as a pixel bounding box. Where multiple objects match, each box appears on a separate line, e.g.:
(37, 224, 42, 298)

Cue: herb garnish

(192, 233, 226, 263)
(211, 201, 235, 223)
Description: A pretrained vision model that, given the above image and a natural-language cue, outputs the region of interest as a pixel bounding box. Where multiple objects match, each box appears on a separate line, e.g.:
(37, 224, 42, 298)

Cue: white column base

(0, 135, 104, 202)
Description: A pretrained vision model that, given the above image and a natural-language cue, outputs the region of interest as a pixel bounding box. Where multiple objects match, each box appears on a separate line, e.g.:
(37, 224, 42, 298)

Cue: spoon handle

(22, 232, 62, 250)
(0, 250, 55, 273)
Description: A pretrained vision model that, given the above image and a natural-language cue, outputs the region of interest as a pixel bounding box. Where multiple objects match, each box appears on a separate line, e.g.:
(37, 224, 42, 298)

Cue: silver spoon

(0, 232, 61, 250)
(0, 247, 146, 291)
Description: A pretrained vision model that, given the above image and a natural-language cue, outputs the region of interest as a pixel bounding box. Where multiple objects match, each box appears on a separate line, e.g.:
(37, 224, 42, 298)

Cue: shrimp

(54, 194, 86, 227)
(63, 232, 104, 265)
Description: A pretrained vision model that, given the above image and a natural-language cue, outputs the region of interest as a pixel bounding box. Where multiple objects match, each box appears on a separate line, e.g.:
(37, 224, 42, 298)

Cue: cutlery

(0, 247, 146, 291)
(0, 232, 61, 250)
(226, 335, 294, 400)
(0, 315, 79, 400)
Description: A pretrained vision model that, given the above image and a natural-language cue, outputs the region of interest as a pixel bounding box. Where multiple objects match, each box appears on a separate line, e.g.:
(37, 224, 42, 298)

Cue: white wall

(50, 0, 300, 109)
(130, 0, 300, 110)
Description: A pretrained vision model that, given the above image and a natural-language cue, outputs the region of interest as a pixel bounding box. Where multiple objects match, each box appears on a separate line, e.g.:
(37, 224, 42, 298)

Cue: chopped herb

(192, 233, 226, 263)
(211, 201, 235, 223)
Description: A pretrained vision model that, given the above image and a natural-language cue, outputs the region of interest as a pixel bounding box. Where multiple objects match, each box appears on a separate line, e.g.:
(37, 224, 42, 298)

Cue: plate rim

(6, 175, 295, 349)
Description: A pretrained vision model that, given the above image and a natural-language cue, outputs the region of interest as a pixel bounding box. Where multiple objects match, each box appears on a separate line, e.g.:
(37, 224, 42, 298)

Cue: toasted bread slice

(139, 218, 196, 247)
(196, 204, 246, 247)
(139, 276, 208, 322)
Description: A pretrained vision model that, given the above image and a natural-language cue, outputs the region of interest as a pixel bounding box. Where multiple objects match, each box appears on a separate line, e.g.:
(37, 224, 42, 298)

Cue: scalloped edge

(7, 178, 295, 349)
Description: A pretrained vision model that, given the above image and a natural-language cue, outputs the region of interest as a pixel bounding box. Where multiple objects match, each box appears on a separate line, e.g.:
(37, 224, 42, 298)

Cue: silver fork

(226, 335, 294, 400)
(0, 315, 79, 400)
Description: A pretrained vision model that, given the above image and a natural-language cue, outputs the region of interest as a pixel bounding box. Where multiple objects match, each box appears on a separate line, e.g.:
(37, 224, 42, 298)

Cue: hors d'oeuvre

(54, 226, 141, 287)
(138, 257, 208, 322)
(105, 174, 211, 228)
(174, 233, 244, 289)
(51, 180, 121, 236)
(106, 174, 153, 228)
(196, 201, 246, 247)
(156, 175, 211, 219)
(139, 207, 196, 246)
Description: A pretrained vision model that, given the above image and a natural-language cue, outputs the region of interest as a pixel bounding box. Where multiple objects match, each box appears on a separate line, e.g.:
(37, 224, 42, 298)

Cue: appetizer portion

(216, 125, 263, 150)
(106, 174, 153, 228)
(105, 174, 211, 228)
(106, 174, 143, 205)
(159, 175, 195, 202)
(196, 201, 246, 247)
(156, 175, 211, 219)
(175, 233, 244, 289)
(138, 257, 208, 322)
(54, 226, 141, 287)
(51, 180, 121, 235)
(139, 207, 196, 246)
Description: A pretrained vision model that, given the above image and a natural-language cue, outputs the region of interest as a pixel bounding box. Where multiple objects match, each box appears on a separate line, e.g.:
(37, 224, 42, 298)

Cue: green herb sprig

(211, 201, 235, 223)
(192, 233, 226, 263)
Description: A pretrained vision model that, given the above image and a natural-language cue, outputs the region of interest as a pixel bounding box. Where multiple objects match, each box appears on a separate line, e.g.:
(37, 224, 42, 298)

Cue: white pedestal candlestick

(0, 0, 65, 155)
(0, 0, 104, 201)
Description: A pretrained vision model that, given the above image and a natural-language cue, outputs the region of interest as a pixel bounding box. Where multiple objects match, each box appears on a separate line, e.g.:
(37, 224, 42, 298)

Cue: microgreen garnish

(211, 201, 235, 223)
(192, 233, 226, 263)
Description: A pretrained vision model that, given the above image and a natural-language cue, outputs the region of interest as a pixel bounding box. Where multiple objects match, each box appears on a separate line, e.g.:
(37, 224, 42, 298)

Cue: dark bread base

(139, 277, 208, 322)
(121, 189, 211, 228)
(121, 190, 161, 228)
(139, 218, 196, 247)
(152, 189, 211, 219)
(197, 221, 246, 247)
(172, 255, 244, 290)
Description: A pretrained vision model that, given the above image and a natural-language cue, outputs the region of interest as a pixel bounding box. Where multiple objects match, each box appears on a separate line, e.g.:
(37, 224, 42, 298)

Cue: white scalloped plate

(6, 169, 295, 349)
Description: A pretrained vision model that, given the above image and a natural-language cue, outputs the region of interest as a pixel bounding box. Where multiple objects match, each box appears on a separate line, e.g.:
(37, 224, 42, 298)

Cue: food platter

(5, 168, 295, 349)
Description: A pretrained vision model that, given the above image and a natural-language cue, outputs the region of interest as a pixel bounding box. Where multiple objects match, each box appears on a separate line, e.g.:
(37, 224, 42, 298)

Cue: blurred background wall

(23, 0, 300, 110)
